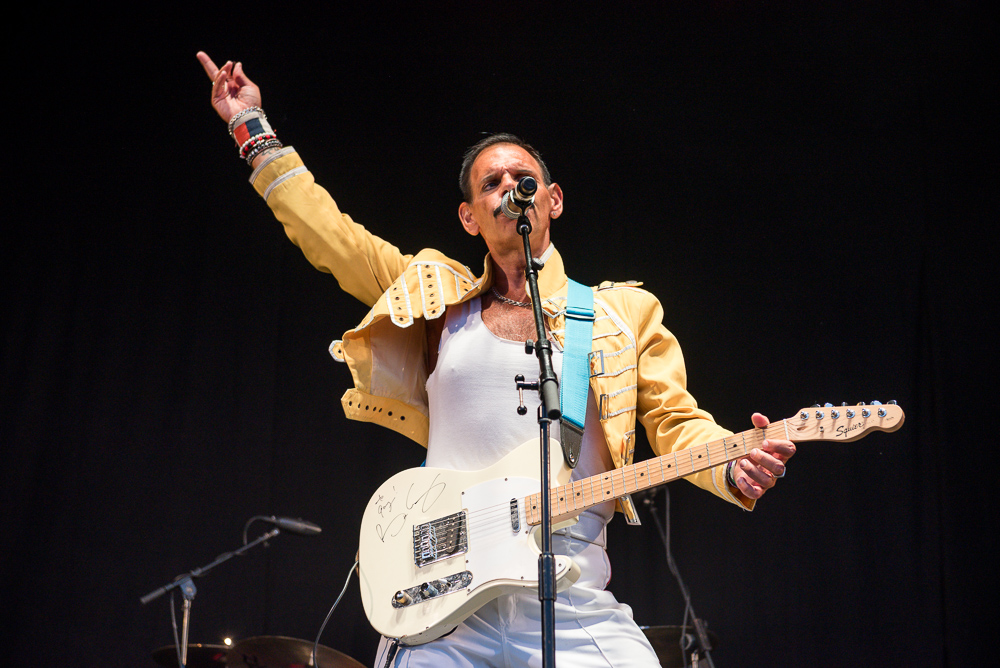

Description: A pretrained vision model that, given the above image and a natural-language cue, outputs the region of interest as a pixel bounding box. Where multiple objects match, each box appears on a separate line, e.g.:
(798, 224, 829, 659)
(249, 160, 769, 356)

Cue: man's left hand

(731, 413, 796, 500)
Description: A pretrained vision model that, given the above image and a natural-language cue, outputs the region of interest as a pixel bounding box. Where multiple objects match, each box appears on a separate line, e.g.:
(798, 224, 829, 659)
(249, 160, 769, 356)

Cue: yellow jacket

(251, 148, 752, 510)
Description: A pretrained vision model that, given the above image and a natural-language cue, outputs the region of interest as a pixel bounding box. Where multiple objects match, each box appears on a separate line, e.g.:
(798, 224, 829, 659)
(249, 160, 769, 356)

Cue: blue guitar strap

(559, 278, 596, 468)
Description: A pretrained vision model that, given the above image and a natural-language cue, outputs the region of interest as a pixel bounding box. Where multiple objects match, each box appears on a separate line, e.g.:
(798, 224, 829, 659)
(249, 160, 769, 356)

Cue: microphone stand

(513, 209, 562, 668)
(642, 488, 716, 668)
(140, 527, 280, 668)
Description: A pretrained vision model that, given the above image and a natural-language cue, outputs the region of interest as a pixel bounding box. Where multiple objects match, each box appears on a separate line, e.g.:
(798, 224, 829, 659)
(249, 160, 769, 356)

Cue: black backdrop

(5, 3, 995, 666)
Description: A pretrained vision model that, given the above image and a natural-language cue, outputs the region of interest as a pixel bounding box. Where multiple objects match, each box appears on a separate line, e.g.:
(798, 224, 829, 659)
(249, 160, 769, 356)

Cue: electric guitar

(357, 402, 904, 645)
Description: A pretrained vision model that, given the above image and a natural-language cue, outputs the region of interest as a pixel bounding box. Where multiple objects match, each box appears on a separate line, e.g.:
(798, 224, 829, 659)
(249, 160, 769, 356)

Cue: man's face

(458, 143, 564, 259)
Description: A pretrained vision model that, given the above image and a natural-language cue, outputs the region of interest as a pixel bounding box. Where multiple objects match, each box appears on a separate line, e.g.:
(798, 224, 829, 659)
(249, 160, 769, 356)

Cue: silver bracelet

(245, 138, 284, 165)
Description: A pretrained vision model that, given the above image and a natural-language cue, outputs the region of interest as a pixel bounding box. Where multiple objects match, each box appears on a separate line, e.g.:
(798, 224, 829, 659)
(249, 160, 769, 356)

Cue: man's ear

(458, 201, 480, 236)
(548, 182, 564, 220)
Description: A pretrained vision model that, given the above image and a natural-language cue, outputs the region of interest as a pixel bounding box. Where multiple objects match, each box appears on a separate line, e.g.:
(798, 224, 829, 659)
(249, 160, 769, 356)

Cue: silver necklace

(491, 286, 531, 308)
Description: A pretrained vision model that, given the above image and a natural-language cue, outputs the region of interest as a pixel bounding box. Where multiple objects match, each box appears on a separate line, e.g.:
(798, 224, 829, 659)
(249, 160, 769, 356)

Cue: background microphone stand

(641, 487, 717, 668)
(510, 182, 562, 668)
(139, 525, 281, 668)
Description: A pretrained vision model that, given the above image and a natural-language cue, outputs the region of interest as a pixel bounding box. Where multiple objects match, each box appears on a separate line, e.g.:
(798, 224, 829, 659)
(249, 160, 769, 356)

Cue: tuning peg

(888, 400, 897, 405)
(872, 400, 882, 405)
(811, 403, 820, 408)
(862, 407, 872, 418)
(824, 403, 833, 407)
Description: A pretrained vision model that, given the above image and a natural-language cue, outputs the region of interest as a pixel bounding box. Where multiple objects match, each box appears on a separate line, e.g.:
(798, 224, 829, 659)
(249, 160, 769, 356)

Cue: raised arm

(196, 52, 412, 305)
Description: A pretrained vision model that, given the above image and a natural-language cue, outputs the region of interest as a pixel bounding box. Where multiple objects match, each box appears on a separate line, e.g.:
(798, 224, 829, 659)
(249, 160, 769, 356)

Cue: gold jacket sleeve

(252, 150, 412, 307)
(633, 290, 755, 510)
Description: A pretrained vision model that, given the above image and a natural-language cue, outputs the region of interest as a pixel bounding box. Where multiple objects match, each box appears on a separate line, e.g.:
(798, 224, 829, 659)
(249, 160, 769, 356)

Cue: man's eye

(483, 181, 497, 191)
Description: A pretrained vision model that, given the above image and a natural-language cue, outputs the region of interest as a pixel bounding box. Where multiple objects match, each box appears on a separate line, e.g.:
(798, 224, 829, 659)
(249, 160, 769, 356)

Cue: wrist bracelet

(244, 138, 283, 165)
(239, 132, 279, 159)
(228, 106, 265, 137)
(726, 461, 738, 487)
(228, 106, 282, 165)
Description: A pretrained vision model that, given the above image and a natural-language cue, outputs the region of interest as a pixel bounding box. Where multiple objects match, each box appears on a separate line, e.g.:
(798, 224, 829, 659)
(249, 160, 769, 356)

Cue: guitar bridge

(413, 511, 468, 567)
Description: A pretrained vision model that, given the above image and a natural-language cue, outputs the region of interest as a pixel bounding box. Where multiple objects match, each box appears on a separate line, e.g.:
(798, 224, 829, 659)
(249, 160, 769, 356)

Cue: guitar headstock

(784, 402, 905, 442)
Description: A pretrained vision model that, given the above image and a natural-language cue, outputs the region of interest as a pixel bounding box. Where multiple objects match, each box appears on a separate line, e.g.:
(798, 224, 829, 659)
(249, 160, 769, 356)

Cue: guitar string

(457, 428, 770, 533)
(436, 436, 745, 550)
(433, 422, 790, 538)
(414, 416, 880, 553)
(421, 417, 858, 552)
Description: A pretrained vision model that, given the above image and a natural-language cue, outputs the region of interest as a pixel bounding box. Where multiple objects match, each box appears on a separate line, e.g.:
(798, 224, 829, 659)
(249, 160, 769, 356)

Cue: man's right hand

(196, 52, 261, 124)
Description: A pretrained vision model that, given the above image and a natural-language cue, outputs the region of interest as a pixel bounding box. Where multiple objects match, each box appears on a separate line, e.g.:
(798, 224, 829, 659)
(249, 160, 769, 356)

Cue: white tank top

(425, 298, 615, 523)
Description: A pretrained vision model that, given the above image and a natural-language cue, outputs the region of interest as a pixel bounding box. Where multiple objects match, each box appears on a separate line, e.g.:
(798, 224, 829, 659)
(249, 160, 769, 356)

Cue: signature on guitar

(374, 475, 448, 542)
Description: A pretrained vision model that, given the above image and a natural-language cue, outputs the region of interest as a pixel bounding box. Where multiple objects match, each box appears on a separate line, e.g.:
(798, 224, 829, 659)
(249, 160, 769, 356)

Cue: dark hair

(459, 133, 553, 202)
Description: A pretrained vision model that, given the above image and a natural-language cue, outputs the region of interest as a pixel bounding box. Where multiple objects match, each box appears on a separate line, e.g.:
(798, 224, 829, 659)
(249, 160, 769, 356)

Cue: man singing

(197, 52, 794, 668)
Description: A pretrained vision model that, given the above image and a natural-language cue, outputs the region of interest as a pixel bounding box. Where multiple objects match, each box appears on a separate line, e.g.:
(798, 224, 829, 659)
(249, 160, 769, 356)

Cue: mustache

(493, 202, 534, 217)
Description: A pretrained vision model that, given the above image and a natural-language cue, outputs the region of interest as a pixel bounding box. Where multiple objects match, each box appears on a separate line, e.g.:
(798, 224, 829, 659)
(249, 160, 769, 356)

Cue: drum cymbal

(229, 635, 365, 668)
(639, 626, 721, 668)
(151, 644, 230, 668)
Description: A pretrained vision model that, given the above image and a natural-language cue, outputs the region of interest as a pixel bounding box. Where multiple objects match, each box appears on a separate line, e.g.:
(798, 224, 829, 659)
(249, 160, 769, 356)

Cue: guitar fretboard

(524, 421, 787, 525)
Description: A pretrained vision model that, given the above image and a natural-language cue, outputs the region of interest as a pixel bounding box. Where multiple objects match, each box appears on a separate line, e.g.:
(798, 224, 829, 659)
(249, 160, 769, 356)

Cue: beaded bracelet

(244, 138, 283, 165)
(239, 132, 279, 159)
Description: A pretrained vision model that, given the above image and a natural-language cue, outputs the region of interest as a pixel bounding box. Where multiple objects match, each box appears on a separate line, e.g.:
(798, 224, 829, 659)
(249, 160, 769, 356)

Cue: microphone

(500, 176, 538, 220)
(261, 516, 322, 536)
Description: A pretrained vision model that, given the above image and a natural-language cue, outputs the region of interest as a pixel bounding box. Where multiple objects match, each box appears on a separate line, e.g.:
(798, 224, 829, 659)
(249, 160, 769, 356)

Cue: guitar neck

(523, 422, 779, 526)
(522, 401, 904, 526)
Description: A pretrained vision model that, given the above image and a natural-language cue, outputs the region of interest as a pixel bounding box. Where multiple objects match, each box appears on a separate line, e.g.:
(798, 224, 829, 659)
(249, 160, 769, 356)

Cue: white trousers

(372, 516, 659, 668)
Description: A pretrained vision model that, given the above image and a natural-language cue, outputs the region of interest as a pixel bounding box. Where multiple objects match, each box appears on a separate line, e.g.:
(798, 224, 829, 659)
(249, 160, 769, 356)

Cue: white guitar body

(358, 440, 581, 646)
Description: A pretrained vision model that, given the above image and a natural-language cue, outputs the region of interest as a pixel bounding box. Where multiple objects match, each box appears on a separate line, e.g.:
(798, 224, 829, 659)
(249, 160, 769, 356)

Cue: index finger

(196, 51, 220, 80)
(760, 439, 796, 459)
